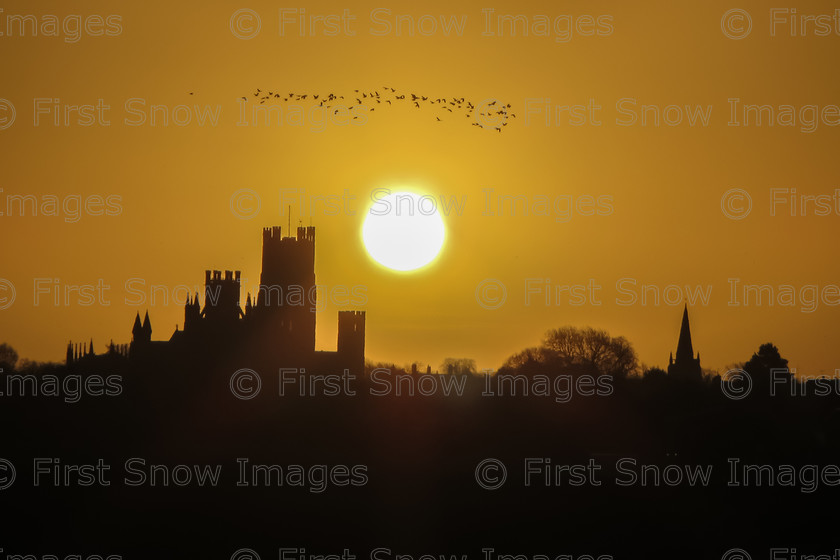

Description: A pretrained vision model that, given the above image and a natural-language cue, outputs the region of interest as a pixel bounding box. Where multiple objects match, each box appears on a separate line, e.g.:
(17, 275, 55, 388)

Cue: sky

(2, 0, 840, 375)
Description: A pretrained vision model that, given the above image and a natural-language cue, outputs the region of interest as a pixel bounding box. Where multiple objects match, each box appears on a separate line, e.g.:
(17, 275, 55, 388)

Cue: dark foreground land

(2, 357, 840, 560)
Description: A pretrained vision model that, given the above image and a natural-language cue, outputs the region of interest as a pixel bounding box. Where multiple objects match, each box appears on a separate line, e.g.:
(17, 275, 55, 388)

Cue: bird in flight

(243, 86, 513, 132)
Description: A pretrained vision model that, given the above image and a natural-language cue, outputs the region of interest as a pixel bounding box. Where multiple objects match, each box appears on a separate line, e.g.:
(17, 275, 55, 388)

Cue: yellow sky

(2, 0, 840, 375)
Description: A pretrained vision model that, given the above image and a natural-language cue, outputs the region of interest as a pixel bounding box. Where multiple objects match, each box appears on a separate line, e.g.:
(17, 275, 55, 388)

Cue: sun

(362, 190, 446, 272)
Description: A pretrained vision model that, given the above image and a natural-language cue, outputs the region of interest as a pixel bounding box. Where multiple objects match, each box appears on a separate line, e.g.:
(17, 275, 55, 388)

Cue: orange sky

(2, 0, 840, 375)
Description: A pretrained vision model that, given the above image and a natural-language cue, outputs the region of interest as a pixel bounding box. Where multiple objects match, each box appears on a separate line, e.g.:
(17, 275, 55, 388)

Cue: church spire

(675, 304, 694, 363)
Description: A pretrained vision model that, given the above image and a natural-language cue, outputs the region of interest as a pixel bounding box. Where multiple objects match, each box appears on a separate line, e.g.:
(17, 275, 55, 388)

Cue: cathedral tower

(337, 310, 365, 376)
(253, 226, 317, 355)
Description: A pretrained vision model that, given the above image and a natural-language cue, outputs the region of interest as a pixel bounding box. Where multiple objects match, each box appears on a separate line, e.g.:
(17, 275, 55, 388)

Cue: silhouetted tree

(643, 367, 668, 381)
(743, 342, 792, 396)
(542, 326, 639, 378)
(364, 360, 409, 376)
(745, 343, 789, 374)
(498, 327, 639, 379)
(440, 357, 477, 375)
(501, 346, 554, 371)
(701, 368, 719, 381)
(0, 343, 18, 371)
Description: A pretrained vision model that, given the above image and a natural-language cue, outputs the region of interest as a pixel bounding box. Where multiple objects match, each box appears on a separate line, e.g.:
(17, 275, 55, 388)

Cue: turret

(132, 312, 143, 339)
(202, 269, 244, 328)
(142, 311, 152, 340)
(132, 311, 152, 344)
(337, 311, 365, 376)
(184, 293, 201, 332)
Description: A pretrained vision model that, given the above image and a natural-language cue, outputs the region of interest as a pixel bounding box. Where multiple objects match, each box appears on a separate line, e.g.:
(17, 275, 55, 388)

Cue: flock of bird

(240, 86, 515, 132)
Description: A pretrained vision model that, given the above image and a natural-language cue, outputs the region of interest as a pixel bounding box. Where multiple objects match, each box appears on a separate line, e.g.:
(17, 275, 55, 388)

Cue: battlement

(263, 226, 283, 242)
(297, 226, 315, 243)
(262, 226, 315, 244)
(205, 270, 241, 285)
(338, 310, 365, 328)
(338, 311, 365, 340)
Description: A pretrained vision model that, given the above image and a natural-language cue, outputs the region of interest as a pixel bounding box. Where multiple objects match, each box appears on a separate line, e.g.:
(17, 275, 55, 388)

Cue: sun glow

(362, 190, 446, 272)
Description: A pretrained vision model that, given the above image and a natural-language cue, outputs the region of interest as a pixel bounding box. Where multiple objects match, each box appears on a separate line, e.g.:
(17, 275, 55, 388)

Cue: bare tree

(540, 326, 639, 378)
(0, 343, 19, 371)
(440, 357, 477, 375)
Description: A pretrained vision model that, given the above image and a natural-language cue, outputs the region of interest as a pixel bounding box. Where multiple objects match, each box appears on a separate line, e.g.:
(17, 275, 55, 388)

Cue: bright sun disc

(363, 191, 446, 272)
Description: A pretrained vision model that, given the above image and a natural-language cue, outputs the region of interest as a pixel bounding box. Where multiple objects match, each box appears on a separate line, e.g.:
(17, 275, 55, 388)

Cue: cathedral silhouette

(65, 226, 365, 375)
